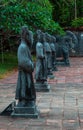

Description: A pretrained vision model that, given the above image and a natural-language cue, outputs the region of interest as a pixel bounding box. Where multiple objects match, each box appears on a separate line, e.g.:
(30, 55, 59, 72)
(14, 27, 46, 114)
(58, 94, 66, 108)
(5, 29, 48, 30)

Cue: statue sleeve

(44, 42, 51, 52)
(50, 43, 56, 52)
(36, 42, 44, 58)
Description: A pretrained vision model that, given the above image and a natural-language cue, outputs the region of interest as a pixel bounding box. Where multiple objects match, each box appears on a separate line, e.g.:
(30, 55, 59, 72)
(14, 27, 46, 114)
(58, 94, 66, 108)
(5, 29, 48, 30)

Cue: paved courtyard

(0, 57, 83, 130)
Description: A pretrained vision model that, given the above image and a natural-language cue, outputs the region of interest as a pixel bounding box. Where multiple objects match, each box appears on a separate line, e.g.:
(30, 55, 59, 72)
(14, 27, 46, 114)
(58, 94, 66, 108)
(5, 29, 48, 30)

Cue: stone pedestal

(47, 69, 55, 79)
(35, 81, 50, 92)
(52, 66, 58, 71)
(56, 59, 70, 66)
(11, 104, 39, 118)
(48, 74, 55, 79)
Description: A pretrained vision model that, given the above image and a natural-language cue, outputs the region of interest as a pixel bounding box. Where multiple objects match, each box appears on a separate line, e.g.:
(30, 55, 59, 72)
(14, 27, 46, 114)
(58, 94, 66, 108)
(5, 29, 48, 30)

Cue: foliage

(0, 63, 16, 79)
(50, 0, 83, 27)
(0, 52, 17, 63)
(0, 52, 36, 79)
(0, 52, 17, 79)
(0, 0, 64, 35)
(0, 0, 64, 64)
(71, 18, 83, 28)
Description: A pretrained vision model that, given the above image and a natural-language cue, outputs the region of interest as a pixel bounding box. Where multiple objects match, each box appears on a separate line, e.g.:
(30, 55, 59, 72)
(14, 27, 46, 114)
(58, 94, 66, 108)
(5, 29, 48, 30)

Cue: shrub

(0, 0, 64, 34)
(71, 18, 83, 28)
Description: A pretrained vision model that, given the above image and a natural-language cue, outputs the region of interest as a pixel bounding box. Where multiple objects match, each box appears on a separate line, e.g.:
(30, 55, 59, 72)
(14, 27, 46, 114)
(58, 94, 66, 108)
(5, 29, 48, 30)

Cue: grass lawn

(0, 52, 36, 79)
(0, 52, 17, 79)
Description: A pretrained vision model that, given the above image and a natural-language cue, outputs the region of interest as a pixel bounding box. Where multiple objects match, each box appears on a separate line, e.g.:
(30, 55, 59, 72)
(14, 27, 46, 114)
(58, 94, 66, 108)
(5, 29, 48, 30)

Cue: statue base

(35, 81, 50, 92)
(52, 67, 58, 71)
(11, 104, 39, 118)
(56, 59, 70, 66)
(57, 61, 70, 66)
(48, 74, 55, 79)
(47, 70, 55, 79)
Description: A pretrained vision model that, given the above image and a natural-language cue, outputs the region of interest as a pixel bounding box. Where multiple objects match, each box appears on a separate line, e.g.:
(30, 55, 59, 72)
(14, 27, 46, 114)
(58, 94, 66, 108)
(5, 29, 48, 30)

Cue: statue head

(41, 32, 46, 43)
(66, 36, 74, 49)
(50, 35, 54, 43)
(29, 30, 33, 47)
(63, 36, 72, 43)
(21, 26, 29, 40)
(36, 30, 42, 42)
(21, 26, 33, 48)
(53, 36, 56, 43)
(48, 34, 51, 43)
(45, 32, 50, 43)
(62, 36, 68, 43)
(62, 35, 75, 50)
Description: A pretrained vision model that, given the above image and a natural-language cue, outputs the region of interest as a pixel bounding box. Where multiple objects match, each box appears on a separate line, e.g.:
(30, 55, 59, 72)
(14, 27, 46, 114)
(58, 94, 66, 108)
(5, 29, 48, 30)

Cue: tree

(49, 0, 83, 27)
(0, 0, 64, 63)
(0, 0, 64, 33)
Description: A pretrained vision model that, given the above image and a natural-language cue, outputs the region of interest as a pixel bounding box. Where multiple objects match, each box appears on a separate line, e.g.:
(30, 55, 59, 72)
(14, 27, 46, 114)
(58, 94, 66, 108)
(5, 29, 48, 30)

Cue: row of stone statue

(35, 29, 73, 69)
(11, 26, 75, 118)
(35, 30, 57, 81)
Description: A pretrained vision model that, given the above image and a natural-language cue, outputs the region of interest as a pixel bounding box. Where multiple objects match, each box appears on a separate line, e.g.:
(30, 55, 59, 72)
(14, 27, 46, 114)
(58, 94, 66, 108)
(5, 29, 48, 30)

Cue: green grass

(0, 52, 36, 79)
(0, 52, 17, 79)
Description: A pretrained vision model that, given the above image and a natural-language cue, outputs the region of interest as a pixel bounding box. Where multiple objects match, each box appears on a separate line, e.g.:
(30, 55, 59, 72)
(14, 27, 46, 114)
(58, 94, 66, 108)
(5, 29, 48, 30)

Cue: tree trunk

(75, 0, 77, 19)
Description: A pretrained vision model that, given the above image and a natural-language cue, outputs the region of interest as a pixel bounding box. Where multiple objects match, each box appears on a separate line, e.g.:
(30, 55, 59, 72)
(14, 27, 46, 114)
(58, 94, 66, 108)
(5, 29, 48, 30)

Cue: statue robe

(15, 41, 36, 101)
(44, 42, 52, 69)
(35, 42, 47, 81)
(50, 42, 56, 67)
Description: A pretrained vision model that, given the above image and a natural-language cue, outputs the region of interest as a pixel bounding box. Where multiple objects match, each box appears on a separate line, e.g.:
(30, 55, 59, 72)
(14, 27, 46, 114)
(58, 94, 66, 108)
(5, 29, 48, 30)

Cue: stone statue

(55, 35, 62, 58)
(35, 30, 50, 91)
(66, 30, 78, 46)
(35, 30, 46, 82)
(66, 30, 77, 54)
(29, 30, 34, 49)
(50, 35, 58, 71)
(62, 36, 72, 66)
(12, 26, 38, 118)
(44, 32, 54, 78)
(55, 33, 75, 66)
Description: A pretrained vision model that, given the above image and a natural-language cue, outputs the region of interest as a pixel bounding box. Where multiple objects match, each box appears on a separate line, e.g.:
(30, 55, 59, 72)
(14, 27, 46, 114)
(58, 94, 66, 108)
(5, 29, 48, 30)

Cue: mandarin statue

(62, 36, 73, 66)
(55, 31, 76, 66)
(50, 35, 58, 71)
(44, 33, 54, 79)
(35, 30, 50, 92)
(12, 26, 38, 118)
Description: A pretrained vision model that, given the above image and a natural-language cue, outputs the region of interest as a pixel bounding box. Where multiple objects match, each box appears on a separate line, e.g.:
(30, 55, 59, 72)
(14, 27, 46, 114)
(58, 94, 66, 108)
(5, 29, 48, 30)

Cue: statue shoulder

(36, 42, 42, 47)
(50, 43, 55, 47)
(20, 42, 27, 48)
(18, 42, 28, 54)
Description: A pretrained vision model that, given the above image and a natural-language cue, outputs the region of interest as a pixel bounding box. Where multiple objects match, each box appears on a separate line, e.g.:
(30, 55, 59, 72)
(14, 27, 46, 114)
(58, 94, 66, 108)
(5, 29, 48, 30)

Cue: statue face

(24, 29, 31, 44)
(42, 33, 46, 42)
(40, 32, 44, 43)
(54, 37, 56, 42)
(36, 30, 42, 42)
(21, 26, 29, 40)
(45, 33, 49, 42)
(21, 26, 33, 48)
(25, 31, 30, 42)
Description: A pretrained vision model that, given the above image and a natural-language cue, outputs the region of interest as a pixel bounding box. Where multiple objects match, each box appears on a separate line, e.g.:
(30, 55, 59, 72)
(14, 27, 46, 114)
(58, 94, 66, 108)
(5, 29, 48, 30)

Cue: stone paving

(0, 57, 83, 130)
